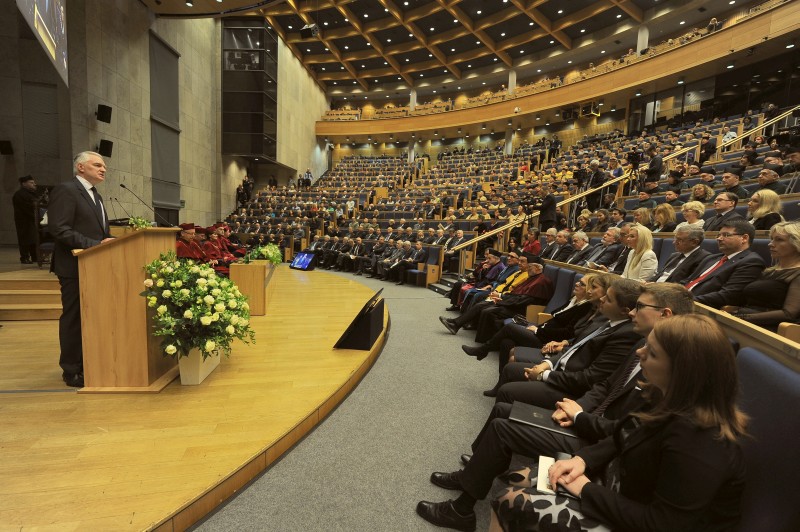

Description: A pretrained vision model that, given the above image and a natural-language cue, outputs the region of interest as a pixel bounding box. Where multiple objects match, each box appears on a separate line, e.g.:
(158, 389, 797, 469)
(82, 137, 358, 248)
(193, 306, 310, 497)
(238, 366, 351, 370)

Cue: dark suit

(683, 248, 766, 308)
(48, 178, 111, 375)
(551, 243, 575, 262)
(496, 321, 641, 408)
(579, 415, 745, 531)
(394, 247, 428, 284)
(539, 241, 558, 259)
(703, 209, 746, 232)
(565, 244, 596, 265)
(535, 194, 557, 231)
(647, 247, 711, 283)
(580, 242, 623, 267)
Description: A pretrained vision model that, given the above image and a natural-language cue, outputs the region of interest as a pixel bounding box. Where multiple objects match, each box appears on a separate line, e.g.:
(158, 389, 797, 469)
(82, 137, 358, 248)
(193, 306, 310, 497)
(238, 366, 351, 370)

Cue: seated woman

(746, 189, 784, 231)
(632, 208, 654, 231)
(675, 200, 706, 230)
(729, 221, 800, 331)
(689, 183, 715, 203)
(491, 314, 747, 532)
(652, 203, 678, 233)
(464, 274, 611, 397)
(572, 214, 592, 234)
(621, 223, 657, 282)
(589, 209, 610, 233)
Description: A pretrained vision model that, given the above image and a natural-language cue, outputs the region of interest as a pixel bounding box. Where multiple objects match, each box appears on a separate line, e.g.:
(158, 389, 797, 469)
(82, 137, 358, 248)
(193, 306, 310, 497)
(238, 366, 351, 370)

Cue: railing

(448, 105, 800, 272)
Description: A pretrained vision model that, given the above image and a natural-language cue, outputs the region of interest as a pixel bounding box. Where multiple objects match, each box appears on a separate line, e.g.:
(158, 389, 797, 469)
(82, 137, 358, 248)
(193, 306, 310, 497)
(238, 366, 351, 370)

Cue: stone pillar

(409, 89, 417, 112)
(504, 129, 514, 156)
(508, 69, 517, 95)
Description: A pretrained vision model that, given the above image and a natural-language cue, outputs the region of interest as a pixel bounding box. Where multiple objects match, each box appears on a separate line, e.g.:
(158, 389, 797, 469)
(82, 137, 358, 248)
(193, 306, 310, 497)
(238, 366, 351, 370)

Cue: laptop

(509, 401, 579, 439)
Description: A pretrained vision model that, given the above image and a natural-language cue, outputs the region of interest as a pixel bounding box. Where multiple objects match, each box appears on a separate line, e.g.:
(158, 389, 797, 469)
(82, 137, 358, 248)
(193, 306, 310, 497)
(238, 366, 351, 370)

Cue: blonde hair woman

(676, 200, 706, 230)
(747, 189, 784, 230)
(653, 203, 678, 232)
(622, 223, 657, 281)
(632, 207, 654, 230)
(689, 183, 715, 203)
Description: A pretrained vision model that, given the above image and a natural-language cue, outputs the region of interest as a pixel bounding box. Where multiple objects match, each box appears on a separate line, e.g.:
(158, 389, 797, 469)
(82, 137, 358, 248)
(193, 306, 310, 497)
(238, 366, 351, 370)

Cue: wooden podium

(74, 228, 180, 393)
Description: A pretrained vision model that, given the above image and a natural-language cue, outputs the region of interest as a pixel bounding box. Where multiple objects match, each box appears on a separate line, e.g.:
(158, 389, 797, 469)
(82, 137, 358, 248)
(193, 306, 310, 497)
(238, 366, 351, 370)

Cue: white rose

(164, 266, 173, 274)
(180, 289, 190, 296)
(214, 303, 226, 312)
(200, 315, 212, 326)
(165, 345, 177, 355)
(240, 319, 249, 327)
(226, 325, 235, 334)
(190, 266, 200, 274)
(212, 312, 220, 321)
(230, 315, 239, 325)
(242, 302, 249, 311)
(196, 278, 208, 286)
(228, 300, 237, 309)
(211, 288, 221, 296)
(156, 279, 165, 287)
(183, 310, 193, 319)
(174, 280, 183, 288)
(162, 290, 172, 298)
(203, 295, 215, 305)
(143, 279, 153, 288)
(204, 340, 216, 352)
(157, 305, 167, 315)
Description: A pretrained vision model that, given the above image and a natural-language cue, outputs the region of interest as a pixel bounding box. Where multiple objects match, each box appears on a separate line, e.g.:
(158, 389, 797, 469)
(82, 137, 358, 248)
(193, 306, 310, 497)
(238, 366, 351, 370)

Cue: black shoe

(416, 500, 476, 532)
(354, 272, 362, 276)
(445, 305, 460, 311)
(430, 470, 463, 490)
(482, 386, 498, 398)
(366, 274, 375, 278)
(462, 324, 476, 331)
(461, 345, 489, 360)
(62, 372, 84, 388)
(439, 316, 459, 334)
(20, 259, 33, 264)
(460, 454, 472, 466)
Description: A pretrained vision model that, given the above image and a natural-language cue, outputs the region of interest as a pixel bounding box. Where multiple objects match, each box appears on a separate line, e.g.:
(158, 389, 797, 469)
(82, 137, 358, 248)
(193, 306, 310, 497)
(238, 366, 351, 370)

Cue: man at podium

(48, 151, 114, 388)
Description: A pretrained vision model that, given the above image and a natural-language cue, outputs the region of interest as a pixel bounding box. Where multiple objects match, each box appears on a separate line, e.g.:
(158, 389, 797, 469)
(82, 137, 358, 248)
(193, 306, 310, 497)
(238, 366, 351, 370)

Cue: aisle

(197, 272, 500, 531)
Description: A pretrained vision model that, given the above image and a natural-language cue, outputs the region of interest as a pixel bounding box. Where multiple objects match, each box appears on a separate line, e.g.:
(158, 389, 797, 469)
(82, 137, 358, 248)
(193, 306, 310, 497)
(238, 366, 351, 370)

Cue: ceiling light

(635, 90, 642, 96)
(185, 0, 193, 5)
(679, 20, 685, 25)
(501, 32, 506, 37)
(288, 25, 293, 29)
(387, 38, 391, 42)
(344, 46, 349, 49)
(454, 19, 458, 23)
(529, 22, 534, 26)
(477, 10, 482, 15)
(363, 14, 368, 18)
(306, 49, 310, 52)
(430, 27, 435, 31)
(405, 58, 410, 62)
(451, 48, 456, 52)
(580, 29, 585, 33)
(537, 69, 541, 72)
(468, 64, 472, 68)
(324, 22, 328, 26)
(601, 50, 606, 53)
(549, 40, 554, 44)
(677, 77, 685, 85)
(567, 60, 572, 64)
(494, 57, 498, 61)
(557, 9, 563, 14)
(727, 62, 735, 69)
(787, 42, 796, 49)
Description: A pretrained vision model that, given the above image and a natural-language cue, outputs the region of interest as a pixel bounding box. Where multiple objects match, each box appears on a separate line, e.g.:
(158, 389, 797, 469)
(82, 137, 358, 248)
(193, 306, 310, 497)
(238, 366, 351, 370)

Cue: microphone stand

(119, 184, 174, 227)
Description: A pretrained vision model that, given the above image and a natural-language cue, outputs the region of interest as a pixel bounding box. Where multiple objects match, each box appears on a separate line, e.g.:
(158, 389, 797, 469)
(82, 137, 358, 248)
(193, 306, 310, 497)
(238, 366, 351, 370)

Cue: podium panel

(76, 228, 180, 392)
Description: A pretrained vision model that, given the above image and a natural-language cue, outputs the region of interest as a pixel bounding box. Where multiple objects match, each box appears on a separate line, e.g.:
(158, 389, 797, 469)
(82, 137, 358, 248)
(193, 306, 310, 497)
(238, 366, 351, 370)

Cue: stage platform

(0, 262, 388, 530)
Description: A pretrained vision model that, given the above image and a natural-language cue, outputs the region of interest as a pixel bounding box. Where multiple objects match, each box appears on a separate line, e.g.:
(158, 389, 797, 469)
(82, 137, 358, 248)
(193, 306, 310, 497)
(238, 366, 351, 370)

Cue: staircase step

(427, 283, 451, 295)
(0, 290, 62, 305)
(0, 278, 60, 291)
(0, 304, 61, 321)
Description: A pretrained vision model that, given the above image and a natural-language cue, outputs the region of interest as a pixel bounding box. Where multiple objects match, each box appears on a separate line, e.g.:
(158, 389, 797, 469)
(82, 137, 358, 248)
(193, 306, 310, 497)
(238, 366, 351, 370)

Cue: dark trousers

(475, 306, 518, 343)
(459, 402, 586, 500)
(495, 361, 575, 409)
(485, 323, 542, 374)
(58, 276, 83, 375)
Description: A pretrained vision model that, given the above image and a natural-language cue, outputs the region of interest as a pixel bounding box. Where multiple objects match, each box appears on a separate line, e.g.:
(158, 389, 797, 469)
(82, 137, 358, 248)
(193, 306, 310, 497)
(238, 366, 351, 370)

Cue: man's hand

(542, 341, 567, 355)
(526, 324, 538, 333)
(558, 474, 592, 498)
(100, 237, 115, 244)
(548, 456, 586, 492)
(552, 407, 572, 426)
(523, 363, 548, 381)
(555, 398, 583, 424)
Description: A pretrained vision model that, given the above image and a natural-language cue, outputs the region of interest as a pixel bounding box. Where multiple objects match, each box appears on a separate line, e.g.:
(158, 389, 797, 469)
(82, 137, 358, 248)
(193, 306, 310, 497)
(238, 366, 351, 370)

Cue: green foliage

(140, 251, 256, 359)
(128, 216, 151, 230)
(243, 243, 282, 265)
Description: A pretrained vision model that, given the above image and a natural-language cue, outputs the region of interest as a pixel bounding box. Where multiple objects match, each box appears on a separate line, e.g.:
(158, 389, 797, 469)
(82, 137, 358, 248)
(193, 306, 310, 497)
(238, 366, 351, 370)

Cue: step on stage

(0, 265, 388, 530)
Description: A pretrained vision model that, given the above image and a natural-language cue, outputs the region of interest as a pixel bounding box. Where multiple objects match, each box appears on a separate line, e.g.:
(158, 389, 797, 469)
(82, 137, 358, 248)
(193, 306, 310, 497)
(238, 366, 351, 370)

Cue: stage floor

(0, 264, 388, 530)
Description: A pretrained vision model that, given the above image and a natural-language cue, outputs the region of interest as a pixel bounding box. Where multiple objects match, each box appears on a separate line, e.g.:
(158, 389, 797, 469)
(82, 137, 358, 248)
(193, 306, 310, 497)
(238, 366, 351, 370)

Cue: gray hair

(573, 231, 589, 243)
(675, 225, 704, 243)
(606, 227, 621, 241)
(73, 151, 103, 173)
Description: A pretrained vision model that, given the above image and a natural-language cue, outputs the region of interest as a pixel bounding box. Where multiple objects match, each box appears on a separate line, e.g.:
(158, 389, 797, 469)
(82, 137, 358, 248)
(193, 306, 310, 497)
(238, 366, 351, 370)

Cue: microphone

(119, 183, 174, 227)
(112, 197, 133, 218)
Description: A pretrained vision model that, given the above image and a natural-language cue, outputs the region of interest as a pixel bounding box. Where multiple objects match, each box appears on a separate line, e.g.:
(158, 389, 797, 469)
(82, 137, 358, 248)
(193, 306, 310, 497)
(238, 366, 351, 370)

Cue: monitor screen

(289, 251, 316, 271)
(16, 0, 68, 86)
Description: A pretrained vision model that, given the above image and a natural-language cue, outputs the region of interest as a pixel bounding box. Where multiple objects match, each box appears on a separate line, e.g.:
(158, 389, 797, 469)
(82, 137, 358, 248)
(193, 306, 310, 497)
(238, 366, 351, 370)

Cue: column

(508, 69, 517, 95)
(504, 129, 514, 156)
(637, 26, 649, 54)
(409, 89, 417, 112)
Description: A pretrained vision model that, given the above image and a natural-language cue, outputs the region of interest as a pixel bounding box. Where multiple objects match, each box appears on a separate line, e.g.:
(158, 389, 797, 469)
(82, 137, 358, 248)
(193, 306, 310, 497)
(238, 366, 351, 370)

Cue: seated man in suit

(355, 236, 386, 276)
(493, 278, 643, 408)
(538, 228, 558, 258)
(579, 227, 623, 267)
(375, 240, 405, 280)
(647, 226, 710, 283)
(542, 230, 574, 262)
(704, 192, 746, 232)
(564, 232, 595, 265)
(416, 284, 695, 531)
(336, 236, 365, 272)
(683, 219, 766, 308)
(393, 240, 428, 285)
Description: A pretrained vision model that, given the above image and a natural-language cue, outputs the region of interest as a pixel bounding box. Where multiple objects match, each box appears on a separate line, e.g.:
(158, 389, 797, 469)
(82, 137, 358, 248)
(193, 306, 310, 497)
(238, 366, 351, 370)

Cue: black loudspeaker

(0, 140, 12, 155)
(299, 24, 319, 39)
(97, 139, 113, 157)
(96, 104, 113, 123)
(640, 47, 649, 55)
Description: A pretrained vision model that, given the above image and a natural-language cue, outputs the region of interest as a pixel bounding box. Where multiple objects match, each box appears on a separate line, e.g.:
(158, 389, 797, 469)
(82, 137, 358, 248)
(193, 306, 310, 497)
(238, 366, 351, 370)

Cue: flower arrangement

(243, 243, 283, 265)
(141, 251, 256, 359)
(129, 216, 151, 230)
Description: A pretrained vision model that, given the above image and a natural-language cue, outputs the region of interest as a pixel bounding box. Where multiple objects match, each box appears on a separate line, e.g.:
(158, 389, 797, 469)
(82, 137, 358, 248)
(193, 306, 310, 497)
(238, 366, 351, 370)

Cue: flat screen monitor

(333, 289, 384, 349)
(289, 251, 316, 271)
(16, 0, 68, 86)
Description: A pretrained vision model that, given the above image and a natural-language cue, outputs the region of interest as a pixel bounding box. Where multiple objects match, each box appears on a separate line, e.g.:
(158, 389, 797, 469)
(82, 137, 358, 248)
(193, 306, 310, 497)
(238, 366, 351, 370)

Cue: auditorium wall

(0, 0, 224, 247)
(276, 37, 328, 181)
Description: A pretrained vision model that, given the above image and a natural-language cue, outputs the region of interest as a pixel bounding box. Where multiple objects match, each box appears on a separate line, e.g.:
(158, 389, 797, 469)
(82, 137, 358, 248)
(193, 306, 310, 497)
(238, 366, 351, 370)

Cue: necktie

(686, 256, 728, 290)
(90, 187, 105, 229)
(656, 253, 684, 282)
(551, 323, 611, 369)
(593, 354, 641, 416)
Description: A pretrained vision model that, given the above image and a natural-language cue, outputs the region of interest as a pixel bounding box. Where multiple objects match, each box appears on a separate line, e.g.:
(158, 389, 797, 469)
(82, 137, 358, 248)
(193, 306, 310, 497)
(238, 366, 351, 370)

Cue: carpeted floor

(195, 269, 499, 531)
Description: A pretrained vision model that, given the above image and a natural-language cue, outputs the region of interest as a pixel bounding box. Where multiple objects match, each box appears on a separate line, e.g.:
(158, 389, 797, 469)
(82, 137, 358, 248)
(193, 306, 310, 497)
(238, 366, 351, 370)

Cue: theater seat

(736, 347, 800, 532)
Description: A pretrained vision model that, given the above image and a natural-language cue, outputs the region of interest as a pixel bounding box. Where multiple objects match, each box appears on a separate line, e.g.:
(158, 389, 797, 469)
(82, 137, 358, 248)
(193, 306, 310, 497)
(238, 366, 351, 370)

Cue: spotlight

(677, 77, 685, 85)
(185, 0, 193, 6)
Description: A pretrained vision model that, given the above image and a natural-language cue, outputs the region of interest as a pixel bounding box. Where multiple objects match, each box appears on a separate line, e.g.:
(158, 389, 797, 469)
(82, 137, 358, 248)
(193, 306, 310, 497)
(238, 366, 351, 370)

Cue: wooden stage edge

(153, 319, 391, 532)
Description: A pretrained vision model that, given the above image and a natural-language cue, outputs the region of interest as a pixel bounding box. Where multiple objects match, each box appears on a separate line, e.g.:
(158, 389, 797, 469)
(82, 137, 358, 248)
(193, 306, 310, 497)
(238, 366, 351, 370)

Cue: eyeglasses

(717, 232, 743, 238)
(635, 301, 665, 312)
(576, 281, 586, 287)
(713, 198, 734, 203)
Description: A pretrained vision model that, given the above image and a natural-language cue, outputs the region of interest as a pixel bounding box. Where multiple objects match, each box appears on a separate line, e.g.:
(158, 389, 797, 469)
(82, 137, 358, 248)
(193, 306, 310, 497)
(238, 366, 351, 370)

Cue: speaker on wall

(0, 140, 12, 155)
(96, 104, 113, 123)
(299, 24, 319, 39)
(97, 139, 113, 157)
